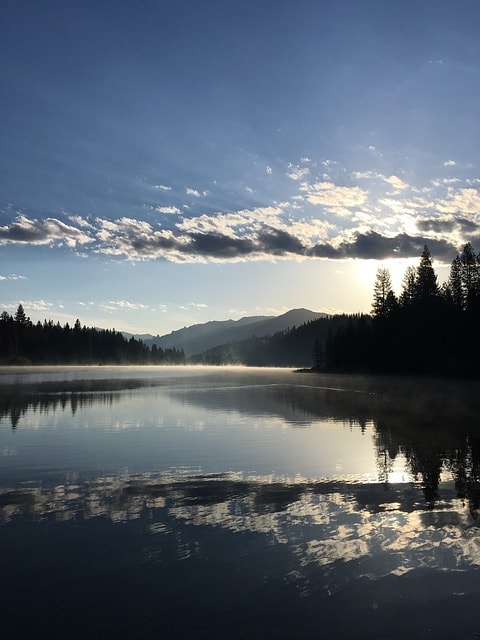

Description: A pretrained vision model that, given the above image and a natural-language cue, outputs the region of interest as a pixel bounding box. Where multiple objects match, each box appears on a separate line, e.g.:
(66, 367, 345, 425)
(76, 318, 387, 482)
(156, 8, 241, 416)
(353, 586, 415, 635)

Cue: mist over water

(1, 366, 480, 639)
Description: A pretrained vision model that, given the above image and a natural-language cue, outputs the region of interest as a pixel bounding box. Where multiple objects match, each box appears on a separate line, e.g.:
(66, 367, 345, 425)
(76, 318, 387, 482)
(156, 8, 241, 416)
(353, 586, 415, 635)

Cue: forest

(0, 310, 186, 365)
(322, 242, 480, 376)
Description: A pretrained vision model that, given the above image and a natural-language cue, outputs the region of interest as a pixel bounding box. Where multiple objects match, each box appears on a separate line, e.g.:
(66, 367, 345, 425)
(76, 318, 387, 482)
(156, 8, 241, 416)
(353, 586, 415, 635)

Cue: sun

(356, 258, 418, 294)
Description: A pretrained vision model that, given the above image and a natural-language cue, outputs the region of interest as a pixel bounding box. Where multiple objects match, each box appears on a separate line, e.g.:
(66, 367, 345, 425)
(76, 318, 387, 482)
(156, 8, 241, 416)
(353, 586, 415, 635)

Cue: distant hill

(192, 313, 351, 368)
(140, 309, 328, 356)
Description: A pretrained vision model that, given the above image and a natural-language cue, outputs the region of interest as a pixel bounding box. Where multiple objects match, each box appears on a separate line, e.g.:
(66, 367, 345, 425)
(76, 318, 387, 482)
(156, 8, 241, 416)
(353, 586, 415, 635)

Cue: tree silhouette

(399, 265, 417, 307)
(415, 245, 439, 301)
(372, 268, 397, 318)
(448, 255, 464, 309)
(460, 242, 480, 312)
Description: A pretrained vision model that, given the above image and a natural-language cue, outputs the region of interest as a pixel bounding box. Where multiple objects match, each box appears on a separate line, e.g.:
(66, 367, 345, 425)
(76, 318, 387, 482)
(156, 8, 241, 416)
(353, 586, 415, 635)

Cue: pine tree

(448, 255, 464, 309)
(372, 268, 396, 318)
(415, 245, 439, 301)
(460, 242, 480, 311)
(399, 265, 417, 307)
(14, 304, 28, 325)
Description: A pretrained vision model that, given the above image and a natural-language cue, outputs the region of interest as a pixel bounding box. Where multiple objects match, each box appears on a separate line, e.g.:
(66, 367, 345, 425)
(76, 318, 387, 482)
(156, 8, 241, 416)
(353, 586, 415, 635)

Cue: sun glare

(356, 258, 418, 295)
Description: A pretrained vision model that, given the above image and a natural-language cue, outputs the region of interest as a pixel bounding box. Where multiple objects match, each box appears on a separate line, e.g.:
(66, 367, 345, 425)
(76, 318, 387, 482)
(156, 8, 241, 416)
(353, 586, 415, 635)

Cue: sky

(2, 0, 480, 335)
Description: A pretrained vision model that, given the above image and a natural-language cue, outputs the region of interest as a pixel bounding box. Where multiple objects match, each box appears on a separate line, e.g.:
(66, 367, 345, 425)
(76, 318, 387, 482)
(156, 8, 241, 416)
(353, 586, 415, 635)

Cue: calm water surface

(1, 365, 480, 639)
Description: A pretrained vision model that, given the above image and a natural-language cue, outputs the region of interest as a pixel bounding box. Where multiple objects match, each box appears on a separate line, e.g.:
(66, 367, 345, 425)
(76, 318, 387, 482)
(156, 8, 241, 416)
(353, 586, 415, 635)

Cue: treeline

(191, 315, 354, 367)
(0, 307, 186, 365)
(323, 243, 480, 376)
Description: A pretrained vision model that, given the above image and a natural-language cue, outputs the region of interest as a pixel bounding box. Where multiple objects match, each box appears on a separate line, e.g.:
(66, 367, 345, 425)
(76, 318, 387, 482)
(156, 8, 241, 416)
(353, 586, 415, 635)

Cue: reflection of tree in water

(1, 392, 121, 429)
(0, 379, 149, 430)
(373, 409, 480, 516)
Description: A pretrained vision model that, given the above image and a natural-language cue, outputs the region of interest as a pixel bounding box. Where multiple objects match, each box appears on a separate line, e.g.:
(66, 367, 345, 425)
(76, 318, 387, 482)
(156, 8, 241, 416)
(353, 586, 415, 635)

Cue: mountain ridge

(131, 308, 328, 356)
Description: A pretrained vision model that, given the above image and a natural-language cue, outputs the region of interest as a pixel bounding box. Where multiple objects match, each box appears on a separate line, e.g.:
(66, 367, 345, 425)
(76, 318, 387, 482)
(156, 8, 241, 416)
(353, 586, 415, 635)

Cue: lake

(1, 365, 480, 639)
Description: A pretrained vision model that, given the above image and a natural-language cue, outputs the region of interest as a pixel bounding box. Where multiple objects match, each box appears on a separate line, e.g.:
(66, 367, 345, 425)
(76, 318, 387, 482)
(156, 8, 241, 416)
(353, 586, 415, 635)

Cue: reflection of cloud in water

(2, 471, 480, 586)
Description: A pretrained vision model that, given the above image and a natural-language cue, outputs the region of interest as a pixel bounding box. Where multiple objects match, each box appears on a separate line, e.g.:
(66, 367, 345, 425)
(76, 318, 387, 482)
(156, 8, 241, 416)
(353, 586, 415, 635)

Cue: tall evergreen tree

(448, 255, 464, 309)
(399, 265, 417, 307)
(372, 268, 396, 318)
(415, 245, 439, 301)
(14, 304, 28, 325)
(460, 242, 480, 311)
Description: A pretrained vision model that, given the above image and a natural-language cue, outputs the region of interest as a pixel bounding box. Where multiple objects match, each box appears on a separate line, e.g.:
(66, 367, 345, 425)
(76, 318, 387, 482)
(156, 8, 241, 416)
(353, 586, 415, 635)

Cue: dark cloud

(188, 233, 256, 258)
(257, 228, 305, 255)
(186, 228, 306, 259)
(0, 216, 92, 246)
(306, 243, 340, 259)
(309, 231, 458, 262)
(131, 235, 178, 252)
(417, 217, 479, 234)
(0, 217, 54, 243)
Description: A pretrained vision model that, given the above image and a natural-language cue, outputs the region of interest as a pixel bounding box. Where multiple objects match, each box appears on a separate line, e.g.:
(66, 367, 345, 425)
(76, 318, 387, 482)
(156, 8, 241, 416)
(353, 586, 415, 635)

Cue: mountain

(192, 313, 349, 368)
(142, 308, 327, 356)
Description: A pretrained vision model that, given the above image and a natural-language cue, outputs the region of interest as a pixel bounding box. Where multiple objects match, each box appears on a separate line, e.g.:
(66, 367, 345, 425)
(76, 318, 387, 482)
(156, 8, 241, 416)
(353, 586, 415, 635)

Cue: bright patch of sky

(1, 0, 480, 333)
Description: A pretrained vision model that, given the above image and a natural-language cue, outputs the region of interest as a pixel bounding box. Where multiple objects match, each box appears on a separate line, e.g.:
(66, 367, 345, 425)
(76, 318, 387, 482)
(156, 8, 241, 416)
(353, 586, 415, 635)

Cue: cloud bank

(1, 162, 479, 264)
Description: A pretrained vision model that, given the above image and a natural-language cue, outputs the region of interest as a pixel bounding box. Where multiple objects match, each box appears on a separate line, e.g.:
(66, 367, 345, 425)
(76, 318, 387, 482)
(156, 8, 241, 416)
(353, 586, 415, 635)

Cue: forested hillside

(191, 314, 358, 367)
(324, 243, 480, 377)
(0, 309, 185, 365)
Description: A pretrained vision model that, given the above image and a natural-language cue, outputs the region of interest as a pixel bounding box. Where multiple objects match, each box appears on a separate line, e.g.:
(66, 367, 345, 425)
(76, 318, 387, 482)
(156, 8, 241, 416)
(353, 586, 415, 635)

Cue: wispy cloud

(99, 300, 153, 312)
(383, 175, 409, 192)
(156, 206, 181, 215)
(436, 188, 480, 216)
(2, 299, 54, 312)
(186, 187, 208, 197)
(287, 164, 310, 181)
(0, 274, 27, 281)
(300, 181, 369, 210)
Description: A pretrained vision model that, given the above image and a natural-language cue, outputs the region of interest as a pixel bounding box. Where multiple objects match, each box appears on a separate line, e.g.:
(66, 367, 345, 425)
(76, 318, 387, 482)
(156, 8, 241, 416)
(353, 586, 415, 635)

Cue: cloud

(383, 175, 408, 191)
(352, 171, 379, 180)
(436, 189, 480, 216)
(156, 206, 181, 215)
(443, 160, 457, 167)
(301, 181, 369, 209)
(0, 215, 93, 247)
(68, 215, 94, 229)
(414, 216, 480, 251)
(266, 166, 273, 175)
(308, 231, 457, 262)
(287, 164, 310, 181)
(352, 172, 408, 192)
(188, 232, 256, 259)
(99, 300, 153, 312)
(186, 188, 208, 197)
(0, 274, 27, 281)
(431, 178, 462, 186)
(2, 299, 54, 312)
(257, 227, 305, 255)
(155, 185, 172, 191)
(177, 205, 282, 233)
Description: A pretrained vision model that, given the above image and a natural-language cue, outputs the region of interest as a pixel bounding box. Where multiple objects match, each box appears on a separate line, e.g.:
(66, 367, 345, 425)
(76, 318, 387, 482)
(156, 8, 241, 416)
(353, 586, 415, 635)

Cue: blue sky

(1, 0, 480, 334)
